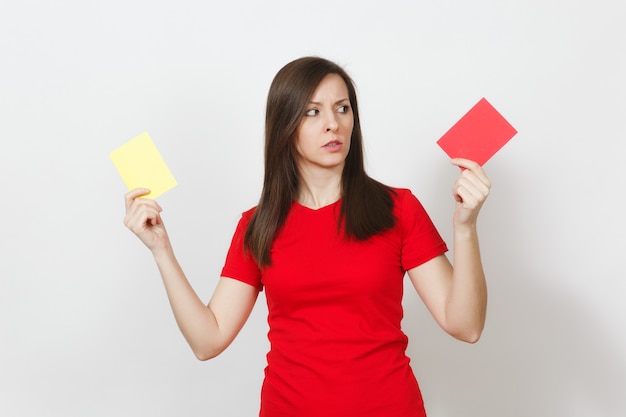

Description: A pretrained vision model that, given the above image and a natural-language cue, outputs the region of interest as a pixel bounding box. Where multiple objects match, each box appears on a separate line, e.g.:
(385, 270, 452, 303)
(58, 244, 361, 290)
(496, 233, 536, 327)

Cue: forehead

(309, 73, 349, 100)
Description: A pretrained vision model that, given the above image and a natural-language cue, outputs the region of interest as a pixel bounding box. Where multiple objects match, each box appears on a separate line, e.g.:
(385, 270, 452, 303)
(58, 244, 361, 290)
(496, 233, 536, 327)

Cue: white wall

(1, 1, 624, 416)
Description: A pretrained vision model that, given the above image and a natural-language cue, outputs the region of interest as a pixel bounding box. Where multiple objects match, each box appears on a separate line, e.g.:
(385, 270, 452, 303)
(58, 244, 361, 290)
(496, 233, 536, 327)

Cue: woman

(123, 56, 491, 416)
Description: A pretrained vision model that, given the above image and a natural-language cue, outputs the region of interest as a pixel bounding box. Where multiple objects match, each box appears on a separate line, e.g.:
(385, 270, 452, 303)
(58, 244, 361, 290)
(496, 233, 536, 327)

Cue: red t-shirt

(221, 188, 448, 417)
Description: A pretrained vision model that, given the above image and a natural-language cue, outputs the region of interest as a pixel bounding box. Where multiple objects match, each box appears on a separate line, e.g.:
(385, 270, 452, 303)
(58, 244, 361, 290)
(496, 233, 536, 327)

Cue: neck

(296, 165, 343, 209)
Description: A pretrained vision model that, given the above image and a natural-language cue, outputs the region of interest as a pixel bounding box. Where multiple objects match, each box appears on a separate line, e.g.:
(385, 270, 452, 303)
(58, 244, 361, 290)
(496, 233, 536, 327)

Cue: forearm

(152, 245, 223, 360)
(446, 225, 487, 342)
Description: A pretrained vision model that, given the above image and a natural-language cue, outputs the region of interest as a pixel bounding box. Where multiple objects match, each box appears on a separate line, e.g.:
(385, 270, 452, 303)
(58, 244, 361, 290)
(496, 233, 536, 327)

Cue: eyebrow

(308, 98, 350, 105)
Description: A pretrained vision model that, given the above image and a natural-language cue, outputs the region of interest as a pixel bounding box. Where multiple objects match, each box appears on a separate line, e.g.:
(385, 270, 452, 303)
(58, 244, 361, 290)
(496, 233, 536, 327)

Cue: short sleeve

(395, 188, 448, 271)
(220, 208, 263, 291)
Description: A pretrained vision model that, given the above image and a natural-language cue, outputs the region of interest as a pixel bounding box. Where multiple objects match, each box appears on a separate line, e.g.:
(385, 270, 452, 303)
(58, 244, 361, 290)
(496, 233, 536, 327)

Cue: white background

(1, 1, 624, 416)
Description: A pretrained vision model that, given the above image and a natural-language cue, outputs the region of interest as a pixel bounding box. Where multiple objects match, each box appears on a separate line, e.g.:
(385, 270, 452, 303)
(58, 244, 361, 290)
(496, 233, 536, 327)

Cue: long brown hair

(244, 57, 395, 267)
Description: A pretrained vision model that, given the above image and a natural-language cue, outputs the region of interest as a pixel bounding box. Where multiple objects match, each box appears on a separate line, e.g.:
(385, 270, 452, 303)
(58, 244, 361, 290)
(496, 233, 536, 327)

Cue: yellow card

(109, 132, 177, 199)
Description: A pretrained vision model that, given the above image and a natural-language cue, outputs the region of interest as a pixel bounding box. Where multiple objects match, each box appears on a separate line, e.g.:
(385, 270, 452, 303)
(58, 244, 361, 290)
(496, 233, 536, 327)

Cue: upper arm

(207, 277, 260, 352)
(407, 254, 453, 329)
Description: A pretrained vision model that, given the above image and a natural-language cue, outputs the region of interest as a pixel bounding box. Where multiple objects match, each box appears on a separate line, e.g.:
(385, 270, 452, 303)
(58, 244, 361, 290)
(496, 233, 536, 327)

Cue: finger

(450, 158, 480, 170)
(456, 175, 488, 199)
(147, 211, 161, 226)
(129, 196, 162, 212)
(125, 205, 161, 231)
(454, 176, 489, 207)
(125, 194, 163, 217)
(124, 188, 151, 211)
(452, 159, 491, 190)
(124, 197, 160, 222)
(459, 170, 491, 197)
(450, 158, 491, 185)
(454, 186, 484, 212)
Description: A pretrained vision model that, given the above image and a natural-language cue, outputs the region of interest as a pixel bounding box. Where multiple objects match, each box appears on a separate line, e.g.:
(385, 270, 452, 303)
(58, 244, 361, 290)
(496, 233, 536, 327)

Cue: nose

(325, 112, 338, 132)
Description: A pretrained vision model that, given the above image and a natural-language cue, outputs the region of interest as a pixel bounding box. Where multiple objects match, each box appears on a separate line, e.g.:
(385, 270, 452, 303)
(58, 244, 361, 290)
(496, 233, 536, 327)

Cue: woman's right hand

(123, 188, 170, 253)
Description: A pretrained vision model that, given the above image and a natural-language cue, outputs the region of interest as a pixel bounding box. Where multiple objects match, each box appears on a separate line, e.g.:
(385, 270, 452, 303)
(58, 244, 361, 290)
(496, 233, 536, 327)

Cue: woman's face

(294, 73, 354, 175)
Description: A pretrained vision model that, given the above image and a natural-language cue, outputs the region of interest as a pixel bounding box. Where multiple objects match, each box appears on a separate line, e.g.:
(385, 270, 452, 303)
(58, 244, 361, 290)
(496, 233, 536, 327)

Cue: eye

(337, 105, 350, 113)
(305, 108, 319, 116)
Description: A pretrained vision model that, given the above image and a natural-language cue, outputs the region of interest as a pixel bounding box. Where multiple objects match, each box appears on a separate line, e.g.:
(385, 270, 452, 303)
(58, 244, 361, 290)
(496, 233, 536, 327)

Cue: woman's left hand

(450, 158, 491, 228)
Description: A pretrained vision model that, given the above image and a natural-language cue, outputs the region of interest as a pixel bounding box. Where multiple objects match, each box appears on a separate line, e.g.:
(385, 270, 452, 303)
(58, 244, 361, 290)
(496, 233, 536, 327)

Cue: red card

(436, 97, 517, 166)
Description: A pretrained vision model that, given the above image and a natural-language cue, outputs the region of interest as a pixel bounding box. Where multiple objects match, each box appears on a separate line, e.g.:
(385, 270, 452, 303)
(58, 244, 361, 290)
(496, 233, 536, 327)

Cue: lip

(322, 140, 343, 151)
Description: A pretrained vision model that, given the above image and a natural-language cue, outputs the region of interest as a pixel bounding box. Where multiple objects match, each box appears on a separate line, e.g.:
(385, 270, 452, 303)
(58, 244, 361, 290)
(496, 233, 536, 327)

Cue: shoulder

(387, 187, 416, 205)
(230, 206, 257, 232)
(387, 187, 429, 216)
(388, 187, 411, 198)
(241, 206, 257, 219)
